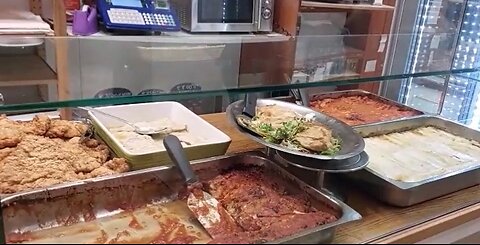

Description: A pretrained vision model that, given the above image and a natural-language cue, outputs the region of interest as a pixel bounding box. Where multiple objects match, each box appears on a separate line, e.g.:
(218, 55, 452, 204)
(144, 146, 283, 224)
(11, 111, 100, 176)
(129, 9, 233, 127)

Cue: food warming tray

(348, 116, 480, 207)
(226, 98, 365, 161)
(1, 152, 361, 244)
(309, 89, 425, 125)
(89, 101, 231, 170)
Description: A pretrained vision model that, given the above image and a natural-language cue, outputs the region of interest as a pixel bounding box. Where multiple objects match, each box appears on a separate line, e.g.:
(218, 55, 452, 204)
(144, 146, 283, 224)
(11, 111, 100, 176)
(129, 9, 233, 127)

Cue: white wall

(0, 1, 29, 11)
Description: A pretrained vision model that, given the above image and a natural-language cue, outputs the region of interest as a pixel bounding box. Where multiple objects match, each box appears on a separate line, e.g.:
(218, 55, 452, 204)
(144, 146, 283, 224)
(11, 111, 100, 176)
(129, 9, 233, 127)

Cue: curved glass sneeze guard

(0, 33, 479, 113)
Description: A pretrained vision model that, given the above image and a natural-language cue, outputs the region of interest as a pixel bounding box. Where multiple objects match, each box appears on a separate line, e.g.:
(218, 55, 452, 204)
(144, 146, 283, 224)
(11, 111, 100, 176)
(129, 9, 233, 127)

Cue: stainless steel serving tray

(1, 152, 361, 244)
(347, 116, 480, 207)
(226, 99, 365, 160)
(308, 89, 425, 126)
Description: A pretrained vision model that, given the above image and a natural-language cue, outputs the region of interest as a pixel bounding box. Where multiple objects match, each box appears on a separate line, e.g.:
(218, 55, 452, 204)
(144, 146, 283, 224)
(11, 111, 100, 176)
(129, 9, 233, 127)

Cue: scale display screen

(110, 0, 143, 8)
(154, 0, 169, 9)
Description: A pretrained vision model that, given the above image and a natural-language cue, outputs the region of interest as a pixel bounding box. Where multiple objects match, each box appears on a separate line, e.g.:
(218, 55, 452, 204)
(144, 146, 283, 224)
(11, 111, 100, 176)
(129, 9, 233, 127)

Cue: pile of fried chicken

(0, 114, 129, 194)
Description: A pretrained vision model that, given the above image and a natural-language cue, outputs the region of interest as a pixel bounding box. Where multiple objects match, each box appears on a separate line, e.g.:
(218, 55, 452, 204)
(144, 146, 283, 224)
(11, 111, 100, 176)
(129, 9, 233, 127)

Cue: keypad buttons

(107, 10, 176, 27)
(108, 9, 145, 25)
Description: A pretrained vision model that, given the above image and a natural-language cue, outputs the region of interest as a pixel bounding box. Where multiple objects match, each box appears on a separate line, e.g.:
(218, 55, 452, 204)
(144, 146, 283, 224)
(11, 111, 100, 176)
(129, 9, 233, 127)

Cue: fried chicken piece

(0, 114, 129, 194)
(19, 115, 51, 136)
(87, 158, 129, 178)
(0, 147, 14, 161)
(0, 130, 22, 149)
(105, 158, 129, 173)
(256, 105, 299, 129)
(0, 115, 23, 149)
(0, 114, 51, 149)
(294, 124, 334, 152)
(46, 120, 89, 139)
(0, 135, 129, 194)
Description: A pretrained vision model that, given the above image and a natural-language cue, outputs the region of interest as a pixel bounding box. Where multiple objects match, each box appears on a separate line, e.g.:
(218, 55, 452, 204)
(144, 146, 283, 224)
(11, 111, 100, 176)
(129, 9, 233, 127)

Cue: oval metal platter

(226, 99, 365, 161)
(275, 150, 369, 172)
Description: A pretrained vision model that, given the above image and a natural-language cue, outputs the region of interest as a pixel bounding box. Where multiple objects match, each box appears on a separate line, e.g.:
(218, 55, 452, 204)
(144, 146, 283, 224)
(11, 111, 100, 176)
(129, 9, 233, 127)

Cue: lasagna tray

(309, 90, 424, 126)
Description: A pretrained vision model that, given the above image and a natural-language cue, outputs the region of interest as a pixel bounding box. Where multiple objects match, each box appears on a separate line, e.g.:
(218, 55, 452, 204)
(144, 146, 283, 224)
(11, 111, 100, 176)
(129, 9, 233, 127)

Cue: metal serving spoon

(163, 135, 240, 238)
(81, 107, 167, 135)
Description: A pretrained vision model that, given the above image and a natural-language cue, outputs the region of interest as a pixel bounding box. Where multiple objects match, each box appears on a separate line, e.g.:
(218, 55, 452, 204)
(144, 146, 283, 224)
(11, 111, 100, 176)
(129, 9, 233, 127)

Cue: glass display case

(0, 32, 479, 244)
(0, 1, 479, 244)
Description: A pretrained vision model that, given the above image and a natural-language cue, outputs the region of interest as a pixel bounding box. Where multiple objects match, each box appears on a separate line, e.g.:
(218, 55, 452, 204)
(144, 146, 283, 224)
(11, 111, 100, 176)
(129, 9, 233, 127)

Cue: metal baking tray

(308, 89, 425, 126)
(226, 98, 365, 161)
(347, 116, 480, 207)
(1, 152, 361, 244)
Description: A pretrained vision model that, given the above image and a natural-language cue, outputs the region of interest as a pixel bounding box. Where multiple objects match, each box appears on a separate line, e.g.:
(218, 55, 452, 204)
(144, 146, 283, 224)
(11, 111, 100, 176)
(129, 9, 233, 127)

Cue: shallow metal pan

(308, 89, 425, 126)
(1, 152, 361, 244)
(347, 116, 480, 207)
(226, 99, 365, 161)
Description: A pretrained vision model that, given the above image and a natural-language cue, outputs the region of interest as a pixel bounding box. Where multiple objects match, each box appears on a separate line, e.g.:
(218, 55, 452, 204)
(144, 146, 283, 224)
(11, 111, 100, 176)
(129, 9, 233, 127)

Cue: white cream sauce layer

(109, 119, 207, 154)
(365, 127, 480, 182)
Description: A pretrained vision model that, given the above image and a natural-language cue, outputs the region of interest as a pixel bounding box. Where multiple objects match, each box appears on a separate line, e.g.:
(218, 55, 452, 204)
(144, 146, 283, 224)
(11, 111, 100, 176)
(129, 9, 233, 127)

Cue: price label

(170, 83, 202, 93)
(94, 88, 133, 99)
(138, 89, 165, 96)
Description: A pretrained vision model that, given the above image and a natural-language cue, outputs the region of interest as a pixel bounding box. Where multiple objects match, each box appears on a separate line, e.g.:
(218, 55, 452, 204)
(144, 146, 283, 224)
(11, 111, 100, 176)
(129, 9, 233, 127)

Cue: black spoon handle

(163, 135, 198, 185)
(243, 93, 257, 118)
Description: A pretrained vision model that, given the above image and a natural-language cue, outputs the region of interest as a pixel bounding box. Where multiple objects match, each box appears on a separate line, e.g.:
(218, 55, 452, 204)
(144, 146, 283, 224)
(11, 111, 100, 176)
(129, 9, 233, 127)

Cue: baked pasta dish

(205, 166, 338, 243)
(311, 95, 420, 126)
(366, 126, 480, 182)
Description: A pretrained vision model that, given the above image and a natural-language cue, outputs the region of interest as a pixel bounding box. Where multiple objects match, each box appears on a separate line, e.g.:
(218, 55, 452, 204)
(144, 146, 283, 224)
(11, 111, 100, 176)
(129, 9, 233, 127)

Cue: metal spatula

(163, 135, 241, 238)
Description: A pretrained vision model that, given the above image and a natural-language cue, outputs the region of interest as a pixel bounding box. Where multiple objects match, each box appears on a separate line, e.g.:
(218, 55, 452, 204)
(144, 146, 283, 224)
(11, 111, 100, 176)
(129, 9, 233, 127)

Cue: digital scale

(97, 0, 180, 32)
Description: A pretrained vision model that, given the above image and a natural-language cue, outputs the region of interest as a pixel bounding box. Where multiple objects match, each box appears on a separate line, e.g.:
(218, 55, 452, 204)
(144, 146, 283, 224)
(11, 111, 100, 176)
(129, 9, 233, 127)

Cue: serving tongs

(163, 135, 241, 239)
(234, 93, 268, 137)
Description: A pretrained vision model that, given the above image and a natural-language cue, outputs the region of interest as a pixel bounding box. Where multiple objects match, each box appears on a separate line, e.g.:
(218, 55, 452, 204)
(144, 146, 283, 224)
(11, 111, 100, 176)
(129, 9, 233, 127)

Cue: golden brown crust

(45, 120, 89, 138)
(0, 114, 129, 194)
(0, 132, 22, 149)
(0, 147, 14, 161)
(19, 115, 51, 136)
(0, 115, 24, 149)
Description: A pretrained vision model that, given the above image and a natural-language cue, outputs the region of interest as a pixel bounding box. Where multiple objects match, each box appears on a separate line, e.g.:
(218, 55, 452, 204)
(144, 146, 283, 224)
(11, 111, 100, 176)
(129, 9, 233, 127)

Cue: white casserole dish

(89, 101, 231, 170)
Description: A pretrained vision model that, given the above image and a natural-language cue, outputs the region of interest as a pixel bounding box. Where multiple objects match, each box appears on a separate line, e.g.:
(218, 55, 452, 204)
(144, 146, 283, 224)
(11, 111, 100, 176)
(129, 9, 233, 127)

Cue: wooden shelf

(324, 71, 360, 80)
(301, 1, 395, 11)
(295, 46, 365, 68)
(0, 54, 57, 86)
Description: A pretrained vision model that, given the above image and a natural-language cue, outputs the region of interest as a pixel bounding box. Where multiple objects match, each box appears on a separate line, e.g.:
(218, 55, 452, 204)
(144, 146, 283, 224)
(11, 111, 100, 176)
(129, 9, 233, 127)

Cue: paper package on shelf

(0, 9, 53, 35)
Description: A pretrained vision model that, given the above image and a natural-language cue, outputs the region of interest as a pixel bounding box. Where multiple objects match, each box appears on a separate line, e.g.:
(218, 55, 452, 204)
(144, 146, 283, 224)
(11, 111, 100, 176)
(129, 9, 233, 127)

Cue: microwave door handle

(255, 0, 262, 29)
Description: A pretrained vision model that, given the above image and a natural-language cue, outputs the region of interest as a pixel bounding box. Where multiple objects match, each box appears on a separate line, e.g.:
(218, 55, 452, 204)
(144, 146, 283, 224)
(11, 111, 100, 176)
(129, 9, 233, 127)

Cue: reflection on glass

(198, 0, 253, 23)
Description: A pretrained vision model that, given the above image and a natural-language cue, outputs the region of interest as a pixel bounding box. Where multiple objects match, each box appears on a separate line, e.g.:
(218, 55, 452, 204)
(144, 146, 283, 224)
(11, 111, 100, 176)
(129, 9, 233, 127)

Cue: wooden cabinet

(297, 0, 397, 93)
(240, 0, 398, 93)
(239, 0, 301, 87)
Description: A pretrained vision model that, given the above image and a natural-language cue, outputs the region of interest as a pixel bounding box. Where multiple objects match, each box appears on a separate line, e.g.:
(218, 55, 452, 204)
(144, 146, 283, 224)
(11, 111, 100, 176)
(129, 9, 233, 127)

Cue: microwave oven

(170, 0, 274, 33)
